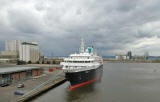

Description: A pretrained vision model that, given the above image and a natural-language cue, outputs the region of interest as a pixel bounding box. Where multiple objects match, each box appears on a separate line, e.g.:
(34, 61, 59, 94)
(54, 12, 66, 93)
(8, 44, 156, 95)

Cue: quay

(14, 70, 66, 102)
(0, 64, 66, 102)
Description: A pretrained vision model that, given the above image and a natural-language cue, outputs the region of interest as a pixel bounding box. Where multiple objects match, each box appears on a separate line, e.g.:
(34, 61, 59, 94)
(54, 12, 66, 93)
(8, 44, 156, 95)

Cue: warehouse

(0, 67, 43, 85)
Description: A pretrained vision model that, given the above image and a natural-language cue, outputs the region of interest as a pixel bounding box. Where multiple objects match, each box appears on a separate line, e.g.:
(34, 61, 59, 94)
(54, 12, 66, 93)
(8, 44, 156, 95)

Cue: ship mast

(80, 38, 85, 53)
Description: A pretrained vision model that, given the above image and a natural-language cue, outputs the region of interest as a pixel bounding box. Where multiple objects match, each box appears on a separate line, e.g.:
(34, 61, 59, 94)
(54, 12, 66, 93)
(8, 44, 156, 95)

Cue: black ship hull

(65, 65, 103, 90)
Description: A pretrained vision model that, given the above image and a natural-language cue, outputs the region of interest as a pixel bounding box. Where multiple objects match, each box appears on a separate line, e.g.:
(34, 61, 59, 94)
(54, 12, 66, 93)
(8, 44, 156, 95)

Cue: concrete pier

(14, 71, 66, 102)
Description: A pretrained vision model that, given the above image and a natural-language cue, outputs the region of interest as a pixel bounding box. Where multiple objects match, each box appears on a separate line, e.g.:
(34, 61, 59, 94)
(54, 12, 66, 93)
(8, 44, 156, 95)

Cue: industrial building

(19, 42, 39, 63)
(115, 51, 132, 60)
(1, 51, 18, 63)
(0, 67, 43, 85)
(1, 40, 40, 63)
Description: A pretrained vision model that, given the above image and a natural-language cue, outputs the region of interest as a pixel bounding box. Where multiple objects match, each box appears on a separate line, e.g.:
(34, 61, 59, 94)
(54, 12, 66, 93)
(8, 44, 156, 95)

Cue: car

(17, 83, 24, 88)
(0, 83, 9, 87)
(14, 90, 24, 95)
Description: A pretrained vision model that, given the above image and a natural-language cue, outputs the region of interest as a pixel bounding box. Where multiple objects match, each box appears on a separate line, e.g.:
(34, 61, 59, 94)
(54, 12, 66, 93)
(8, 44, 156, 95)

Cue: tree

(36, 61, 39, 64)
(17, 60, 26, 65)
(28, 61, 32, 64)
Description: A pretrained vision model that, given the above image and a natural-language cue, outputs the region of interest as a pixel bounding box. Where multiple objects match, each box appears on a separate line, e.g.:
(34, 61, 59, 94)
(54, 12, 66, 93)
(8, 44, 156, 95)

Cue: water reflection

(65, 83, 96, 102)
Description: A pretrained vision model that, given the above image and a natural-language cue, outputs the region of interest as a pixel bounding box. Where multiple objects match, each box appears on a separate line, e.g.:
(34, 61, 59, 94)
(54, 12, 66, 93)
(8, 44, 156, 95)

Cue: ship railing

(63, 65, 99, 72)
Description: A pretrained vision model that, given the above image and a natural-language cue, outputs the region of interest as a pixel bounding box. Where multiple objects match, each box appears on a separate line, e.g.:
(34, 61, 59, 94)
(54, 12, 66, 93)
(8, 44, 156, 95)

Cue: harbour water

(32, 62, 160, 102)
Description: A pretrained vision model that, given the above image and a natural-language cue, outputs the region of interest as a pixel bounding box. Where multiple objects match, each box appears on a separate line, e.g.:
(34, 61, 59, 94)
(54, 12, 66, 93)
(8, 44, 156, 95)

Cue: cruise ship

(60, 39, 103, 90)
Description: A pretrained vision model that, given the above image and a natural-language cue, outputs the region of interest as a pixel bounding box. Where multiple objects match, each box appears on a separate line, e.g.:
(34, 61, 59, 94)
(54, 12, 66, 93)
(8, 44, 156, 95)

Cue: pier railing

(16, 70, 64, 102)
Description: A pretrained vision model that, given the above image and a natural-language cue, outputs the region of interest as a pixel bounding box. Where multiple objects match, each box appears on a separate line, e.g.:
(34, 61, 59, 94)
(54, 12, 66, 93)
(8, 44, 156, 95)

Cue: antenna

(80, 38, 85, 53)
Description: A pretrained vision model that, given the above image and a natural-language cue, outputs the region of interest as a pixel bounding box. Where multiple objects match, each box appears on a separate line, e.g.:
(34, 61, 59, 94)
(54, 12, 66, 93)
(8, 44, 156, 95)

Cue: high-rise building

(19, 42, 39, 63)
(1, 40, 21, 61)
(5, 40, 21, 52)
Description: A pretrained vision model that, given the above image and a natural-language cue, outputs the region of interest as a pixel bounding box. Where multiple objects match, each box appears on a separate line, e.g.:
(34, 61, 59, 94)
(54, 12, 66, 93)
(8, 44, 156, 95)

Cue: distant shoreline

(103, 59, 160, 63)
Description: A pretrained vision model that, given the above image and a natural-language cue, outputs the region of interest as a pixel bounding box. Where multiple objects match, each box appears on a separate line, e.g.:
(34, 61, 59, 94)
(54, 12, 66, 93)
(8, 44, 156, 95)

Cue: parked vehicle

(0, 83, 9, 87)
(17, 83, 24, 88)
(14, 90, 24, 95)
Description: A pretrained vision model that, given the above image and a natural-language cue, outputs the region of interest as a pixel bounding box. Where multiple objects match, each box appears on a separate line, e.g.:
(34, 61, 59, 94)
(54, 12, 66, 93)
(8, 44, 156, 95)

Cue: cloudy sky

(0, 0, 160, 56)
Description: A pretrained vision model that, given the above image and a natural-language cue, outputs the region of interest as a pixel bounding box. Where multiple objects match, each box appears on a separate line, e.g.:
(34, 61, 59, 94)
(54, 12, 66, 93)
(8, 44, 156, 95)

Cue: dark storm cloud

(0, 0, 160, 56)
